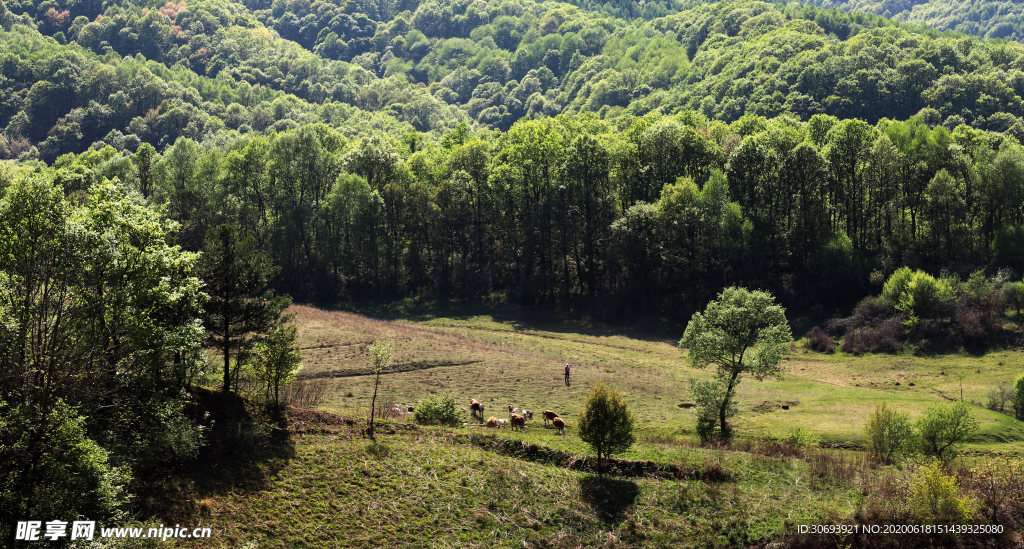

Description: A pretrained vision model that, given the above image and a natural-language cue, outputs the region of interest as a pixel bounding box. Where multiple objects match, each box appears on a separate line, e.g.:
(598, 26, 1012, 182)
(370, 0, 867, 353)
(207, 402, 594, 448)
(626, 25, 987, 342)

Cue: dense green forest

(6, 109, 1024, 323)
(3, 0, 1024, 316)
(809, 0, 1024, 43)
(6, 0, 1024, 539)
(5, 0, 1024, 164)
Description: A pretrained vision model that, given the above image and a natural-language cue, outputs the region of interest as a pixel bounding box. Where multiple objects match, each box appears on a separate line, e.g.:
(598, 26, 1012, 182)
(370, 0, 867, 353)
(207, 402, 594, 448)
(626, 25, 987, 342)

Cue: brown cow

(470, 399, 485, 421)
(552, 417, 565, 435)
(486, 416, 498, 428)
(510, 414, 526, 432)
(542, 410, 557, 427)
(524, 410, 533, 420)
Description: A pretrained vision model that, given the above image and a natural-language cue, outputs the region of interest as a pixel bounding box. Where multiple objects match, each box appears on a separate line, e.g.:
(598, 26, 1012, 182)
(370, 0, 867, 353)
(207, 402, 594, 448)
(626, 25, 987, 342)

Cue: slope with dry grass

(277, 304, 1024, 452)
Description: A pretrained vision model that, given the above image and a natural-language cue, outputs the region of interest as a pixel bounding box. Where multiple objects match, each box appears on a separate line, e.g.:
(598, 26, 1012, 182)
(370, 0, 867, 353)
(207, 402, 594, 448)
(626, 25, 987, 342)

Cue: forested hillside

(4, 0, 1024, 322)
(809, 0, 1024, 43)
(5, 0, 1024, 163)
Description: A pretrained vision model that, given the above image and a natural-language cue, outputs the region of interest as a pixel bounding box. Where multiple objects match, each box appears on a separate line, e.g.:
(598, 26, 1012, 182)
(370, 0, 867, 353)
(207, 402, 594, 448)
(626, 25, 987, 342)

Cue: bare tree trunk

(222, 341, 231, 393)
(368, 370, 381, 439)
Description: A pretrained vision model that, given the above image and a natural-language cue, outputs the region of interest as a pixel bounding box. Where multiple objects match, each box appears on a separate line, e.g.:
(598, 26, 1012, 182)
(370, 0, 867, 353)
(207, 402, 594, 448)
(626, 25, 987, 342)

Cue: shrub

(865, 403, 917, 465)
(252, 323, 302, 408)
(881, 266, 914, 306)
(786, 425, 820, 449)
(917, 402, 979, 464)
(851, 296, 897, 326)
(0, 400, 131, 525)
(910, 462, 974, 524)
(1015, 374, 1024, 421)
(1002, 281, 1024, 315)
(114, 395, 207, 473)
(913, 318, 958, 353)
(986, 383, 1014, 414)
(882, 267, 952, 318)
(804, 326, 834, 353)
(860, 470, 914, 524)
(905, 271, 952, 317)
(806, 450, 861, 488)
(963, 455, 1024, 523)
(577, 383, 637, 475)
(689, 378, 735, 444)
(840, 319, 904, 354)
(413, 393, 462, 427)
(280, 378, 330, 408)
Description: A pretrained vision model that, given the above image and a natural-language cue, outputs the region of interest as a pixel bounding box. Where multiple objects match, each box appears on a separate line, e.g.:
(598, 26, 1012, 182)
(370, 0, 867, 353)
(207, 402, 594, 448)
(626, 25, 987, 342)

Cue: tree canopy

(680, 287, 791, 440)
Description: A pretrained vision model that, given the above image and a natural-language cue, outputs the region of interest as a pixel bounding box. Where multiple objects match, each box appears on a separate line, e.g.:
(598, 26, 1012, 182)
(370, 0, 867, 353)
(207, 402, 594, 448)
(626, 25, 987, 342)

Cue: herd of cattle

(464, 399, 566, 435)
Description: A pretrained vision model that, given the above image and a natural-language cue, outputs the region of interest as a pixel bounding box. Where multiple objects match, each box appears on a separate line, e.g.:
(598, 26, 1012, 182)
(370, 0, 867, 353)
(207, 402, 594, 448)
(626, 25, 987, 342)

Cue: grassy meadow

(169, 303, 1024, 548)
(283, 304, 1024, 454)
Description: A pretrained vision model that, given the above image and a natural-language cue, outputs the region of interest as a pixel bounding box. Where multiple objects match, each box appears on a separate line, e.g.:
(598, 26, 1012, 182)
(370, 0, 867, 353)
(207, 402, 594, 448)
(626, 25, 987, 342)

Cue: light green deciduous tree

(917, 401, 980, 464)
(253, 322, 302, 409)
(366, 339, 395, 439)
(680, 287, 792, 441)
(865, 403, 917, 464)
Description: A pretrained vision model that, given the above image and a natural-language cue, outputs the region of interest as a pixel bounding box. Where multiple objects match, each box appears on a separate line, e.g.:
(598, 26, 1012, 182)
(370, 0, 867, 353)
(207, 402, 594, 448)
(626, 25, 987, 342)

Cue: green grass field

(283, 304, 1024, 453)
(174, 409, 861, 549)
(171, 303, 1024, 548)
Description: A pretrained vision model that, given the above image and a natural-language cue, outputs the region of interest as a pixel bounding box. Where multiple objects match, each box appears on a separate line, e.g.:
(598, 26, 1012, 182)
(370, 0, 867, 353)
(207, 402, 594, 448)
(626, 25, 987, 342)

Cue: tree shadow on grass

(578, 475, 640, 524)
(136, 388, 297, 524)
(328, 296, 688, 344)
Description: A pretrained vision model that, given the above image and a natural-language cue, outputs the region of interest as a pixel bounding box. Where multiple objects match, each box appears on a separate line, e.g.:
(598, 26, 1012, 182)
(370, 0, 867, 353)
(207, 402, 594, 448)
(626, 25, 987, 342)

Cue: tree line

(10, 108, 1023, 322)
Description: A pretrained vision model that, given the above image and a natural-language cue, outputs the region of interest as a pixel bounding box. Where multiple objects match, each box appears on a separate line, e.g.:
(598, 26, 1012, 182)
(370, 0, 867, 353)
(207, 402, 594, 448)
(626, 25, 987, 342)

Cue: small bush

(963, 455, 1024, 523)
(860, 470, 914, 524)
(413, 393, 462, 427)
(280, 378, 330, 408)
(910, 462, 974, 524)
(1002, 281, 1024, 315)
(914, 318, 958, 353)
(689, 378, 735, 444)
(786, 426, 820, 449)
(804, 327, 834, 353)
(864, 403, 917, 465)
(917, 401, 979, 464)
(851, 296, 897, 326)
(840, 318, 904, 354)
(986, 383, 1014, 414)
(806, 450, 861, 488)
(222, 417, 276, 452)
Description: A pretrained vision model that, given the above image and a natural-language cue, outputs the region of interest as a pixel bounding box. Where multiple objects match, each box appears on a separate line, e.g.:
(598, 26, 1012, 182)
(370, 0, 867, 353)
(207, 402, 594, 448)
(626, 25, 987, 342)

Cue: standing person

(564, 363, 571, 386)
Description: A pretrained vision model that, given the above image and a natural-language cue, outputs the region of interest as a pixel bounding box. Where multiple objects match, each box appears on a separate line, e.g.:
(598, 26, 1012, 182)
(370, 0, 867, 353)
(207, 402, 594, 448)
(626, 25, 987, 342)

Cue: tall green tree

(679, 287, 791, 441)
(0, 175, 205, 524)
(201, 224, 290, 394)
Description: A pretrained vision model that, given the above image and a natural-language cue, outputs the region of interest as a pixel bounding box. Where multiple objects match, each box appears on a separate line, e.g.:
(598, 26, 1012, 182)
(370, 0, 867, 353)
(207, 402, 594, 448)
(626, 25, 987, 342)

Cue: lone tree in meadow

(577, 383, 636, 475)
(680, 287, 792, 442)
(366, 339, 394, 439)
